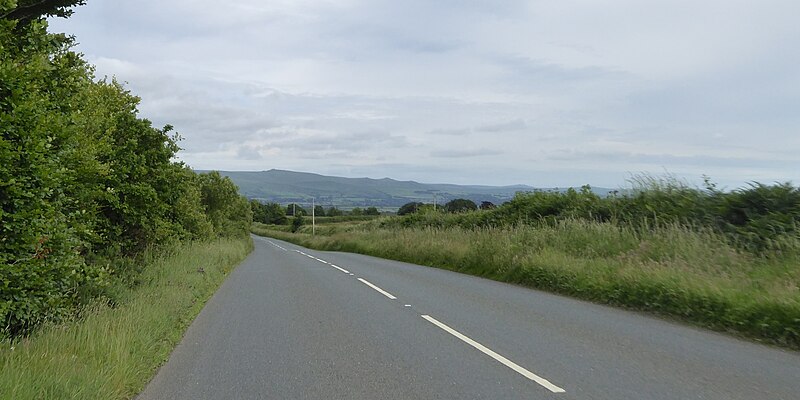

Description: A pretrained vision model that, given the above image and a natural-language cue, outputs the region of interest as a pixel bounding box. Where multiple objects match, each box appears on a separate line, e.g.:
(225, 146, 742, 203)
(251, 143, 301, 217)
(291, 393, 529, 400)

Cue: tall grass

(0, 237, 252, 399)
(252, 221, 800, 348)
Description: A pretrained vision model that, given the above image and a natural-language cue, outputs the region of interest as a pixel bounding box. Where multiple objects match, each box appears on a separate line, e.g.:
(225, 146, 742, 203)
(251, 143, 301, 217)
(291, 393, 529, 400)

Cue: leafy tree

(314, 205, 325, 217)
(286, 203, 306, 216)
(445, 199, 478, 213)
(1, 0, 86, 26)
(398, 202, 425, 216)
(364, 206, 380, 216)
(0, 1, 253, 335)
(263, 202, 288, 225)
(327, 207, 343, 217)
(251, 200, 287, 224)
(251, 200, 268, 223)
(480, 201, 496, 210)
(290, 214, 304, 233)
(197, 171, 251, 237)
(350, 207, 364, 216)
(1, 2, 101, 334)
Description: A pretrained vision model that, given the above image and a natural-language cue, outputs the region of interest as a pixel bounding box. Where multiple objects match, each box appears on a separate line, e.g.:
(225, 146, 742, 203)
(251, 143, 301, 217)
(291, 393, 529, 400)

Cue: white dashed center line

(265, 240, 287, 251)
(269, 240, 565, 394)
(357, 278, 397, 300)
(420, 315, 565, 394)
(329, 264, 350, 274)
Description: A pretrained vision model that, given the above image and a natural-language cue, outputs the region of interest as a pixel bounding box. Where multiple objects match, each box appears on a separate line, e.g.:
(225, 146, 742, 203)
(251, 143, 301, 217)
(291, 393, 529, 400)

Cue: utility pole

(312, 198, 315, 235)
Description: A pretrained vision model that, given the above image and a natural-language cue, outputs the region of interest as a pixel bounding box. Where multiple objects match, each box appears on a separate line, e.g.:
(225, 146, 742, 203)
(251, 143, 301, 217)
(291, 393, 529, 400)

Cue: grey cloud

(544, 150, 797, 170)
(49, 0, 800, 189)
(476, 119, 527, 132)
(495, 56, 631, 88)
(267, 130, 409, 154)
(430, 149, 503, 158)
(236, 144, 265, 160)
(427, 128, 472, 136)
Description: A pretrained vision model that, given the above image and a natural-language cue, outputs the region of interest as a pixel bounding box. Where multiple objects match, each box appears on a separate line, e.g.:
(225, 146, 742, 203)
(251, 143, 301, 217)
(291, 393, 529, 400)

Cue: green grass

(0, 236, 252, 399)
(307, 215, 382, 224)
(251, 220, 800, 349)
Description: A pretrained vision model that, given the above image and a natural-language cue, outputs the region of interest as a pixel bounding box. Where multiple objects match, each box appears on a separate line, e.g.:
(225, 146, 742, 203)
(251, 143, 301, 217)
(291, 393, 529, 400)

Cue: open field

(252, 219, 800, 348)
(0, 237, 252, 400)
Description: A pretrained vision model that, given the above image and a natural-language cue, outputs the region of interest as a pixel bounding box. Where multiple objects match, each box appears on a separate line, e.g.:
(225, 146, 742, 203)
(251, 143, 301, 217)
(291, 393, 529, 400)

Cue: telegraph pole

(312, 198, 316, 235)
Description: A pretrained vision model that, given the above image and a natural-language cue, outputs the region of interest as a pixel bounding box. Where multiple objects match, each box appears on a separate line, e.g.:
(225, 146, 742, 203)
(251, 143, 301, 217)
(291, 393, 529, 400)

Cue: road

(139, 235, 800, 399)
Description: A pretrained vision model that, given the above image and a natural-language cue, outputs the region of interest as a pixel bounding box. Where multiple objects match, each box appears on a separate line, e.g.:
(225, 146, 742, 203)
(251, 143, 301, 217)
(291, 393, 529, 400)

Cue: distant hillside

(211, 169, 611, 209)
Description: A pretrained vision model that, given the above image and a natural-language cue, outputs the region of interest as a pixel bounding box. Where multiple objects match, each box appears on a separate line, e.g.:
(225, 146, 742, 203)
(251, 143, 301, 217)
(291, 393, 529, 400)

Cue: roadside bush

(392, 176, 800, 257)
(0, 3, 252, 337)
(291, 215, 304, 233)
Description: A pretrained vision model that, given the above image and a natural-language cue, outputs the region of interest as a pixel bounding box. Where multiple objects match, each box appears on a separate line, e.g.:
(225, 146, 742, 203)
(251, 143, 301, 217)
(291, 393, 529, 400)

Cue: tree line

(1, 1, 251, 336)
(390, 177, 800, 255)
(250, 200, 380, 224)
(397, 198, 496, 215)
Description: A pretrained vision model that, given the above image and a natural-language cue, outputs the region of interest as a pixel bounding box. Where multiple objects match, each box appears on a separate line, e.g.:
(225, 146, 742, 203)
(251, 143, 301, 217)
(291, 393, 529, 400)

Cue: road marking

(420, 315, 565, 394)
(265, 241, 287, 251)
(404, 304, 412, 307)
(329, 264, 350, 274)
(292, 249, 349, 273)
(357, 278, 397, 300)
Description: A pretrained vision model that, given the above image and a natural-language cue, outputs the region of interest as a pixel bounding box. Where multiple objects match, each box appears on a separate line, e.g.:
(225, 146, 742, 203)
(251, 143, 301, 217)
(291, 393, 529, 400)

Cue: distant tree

(398, 202, 425, 216)
(364, 206, 380, 216)
(264, 202, 288, 224)
(327, 207, 343, 217)
(251, 200, 267, 223)
(350, 207, 364, 216)
(286, 203, 307, 216)
(290, 214, 304, 232)
(444, 198, 478, 213)
(197, 172, 253, 237)
(314, 205, 325, 217)
(480, 201, 496, 210)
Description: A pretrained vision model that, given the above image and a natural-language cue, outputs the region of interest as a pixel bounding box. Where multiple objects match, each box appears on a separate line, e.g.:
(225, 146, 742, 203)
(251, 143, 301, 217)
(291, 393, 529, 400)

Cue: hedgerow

(1, 1, 251, 336)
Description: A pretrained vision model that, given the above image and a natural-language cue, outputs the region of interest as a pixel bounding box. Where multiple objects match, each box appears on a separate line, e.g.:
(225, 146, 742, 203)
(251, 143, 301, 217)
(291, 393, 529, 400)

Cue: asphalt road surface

(138, 235, 800, 399)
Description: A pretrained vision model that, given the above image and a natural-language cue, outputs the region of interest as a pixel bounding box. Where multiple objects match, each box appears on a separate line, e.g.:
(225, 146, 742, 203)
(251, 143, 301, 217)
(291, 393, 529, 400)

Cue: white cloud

(48, 0, 800, 188)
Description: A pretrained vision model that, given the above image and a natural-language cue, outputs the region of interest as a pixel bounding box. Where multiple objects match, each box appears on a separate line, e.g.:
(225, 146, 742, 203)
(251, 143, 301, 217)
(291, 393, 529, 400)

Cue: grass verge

(252, 221, 800, 349)
(0, 236, 252, 399)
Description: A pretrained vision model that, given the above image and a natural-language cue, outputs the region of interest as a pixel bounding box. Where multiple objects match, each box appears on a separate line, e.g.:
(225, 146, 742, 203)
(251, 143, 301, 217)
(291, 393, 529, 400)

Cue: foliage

(1, 0, 86, 26)
(444, 198, 477, 213)
(388, 177, 800, 256)
(290, 214, 304, 233)
(197, 171, 252, 238)
(251, 200, 287, 225)
(326, 206, 343, 217)
(397, 202, 425, 216)
(0, 237, 251, 400)
(364, 206, 380, 216)
(253, 220, 800, 349)
(285, 203, 307, 216)
(0, 2, 251, 337)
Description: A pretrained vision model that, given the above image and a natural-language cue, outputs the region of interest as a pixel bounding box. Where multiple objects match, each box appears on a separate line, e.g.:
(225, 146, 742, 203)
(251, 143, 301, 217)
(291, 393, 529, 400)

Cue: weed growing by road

(0, 237, 252, 399)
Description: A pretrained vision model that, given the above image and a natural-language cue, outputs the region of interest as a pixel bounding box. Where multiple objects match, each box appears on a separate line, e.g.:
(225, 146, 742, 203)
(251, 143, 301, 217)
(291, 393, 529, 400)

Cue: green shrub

(0, 3, 252, 337)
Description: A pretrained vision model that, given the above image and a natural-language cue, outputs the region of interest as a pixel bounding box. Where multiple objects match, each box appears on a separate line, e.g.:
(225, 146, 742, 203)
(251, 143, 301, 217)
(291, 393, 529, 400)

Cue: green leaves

(0, 7, 251, 337)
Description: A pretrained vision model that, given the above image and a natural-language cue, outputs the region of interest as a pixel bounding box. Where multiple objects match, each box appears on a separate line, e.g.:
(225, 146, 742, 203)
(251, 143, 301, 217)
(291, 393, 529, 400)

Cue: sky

(48, 0, 799, 189)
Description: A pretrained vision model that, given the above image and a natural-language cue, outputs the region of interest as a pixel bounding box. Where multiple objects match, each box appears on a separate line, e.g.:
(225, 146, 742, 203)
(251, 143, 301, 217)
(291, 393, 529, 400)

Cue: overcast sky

(49, 0, 799, 188)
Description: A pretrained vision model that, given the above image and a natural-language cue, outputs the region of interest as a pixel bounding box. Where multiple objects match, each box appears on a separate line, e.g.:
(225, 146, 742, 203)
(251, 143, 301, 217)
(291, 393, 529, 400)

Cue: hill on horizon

(210, 169, 612, 209)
